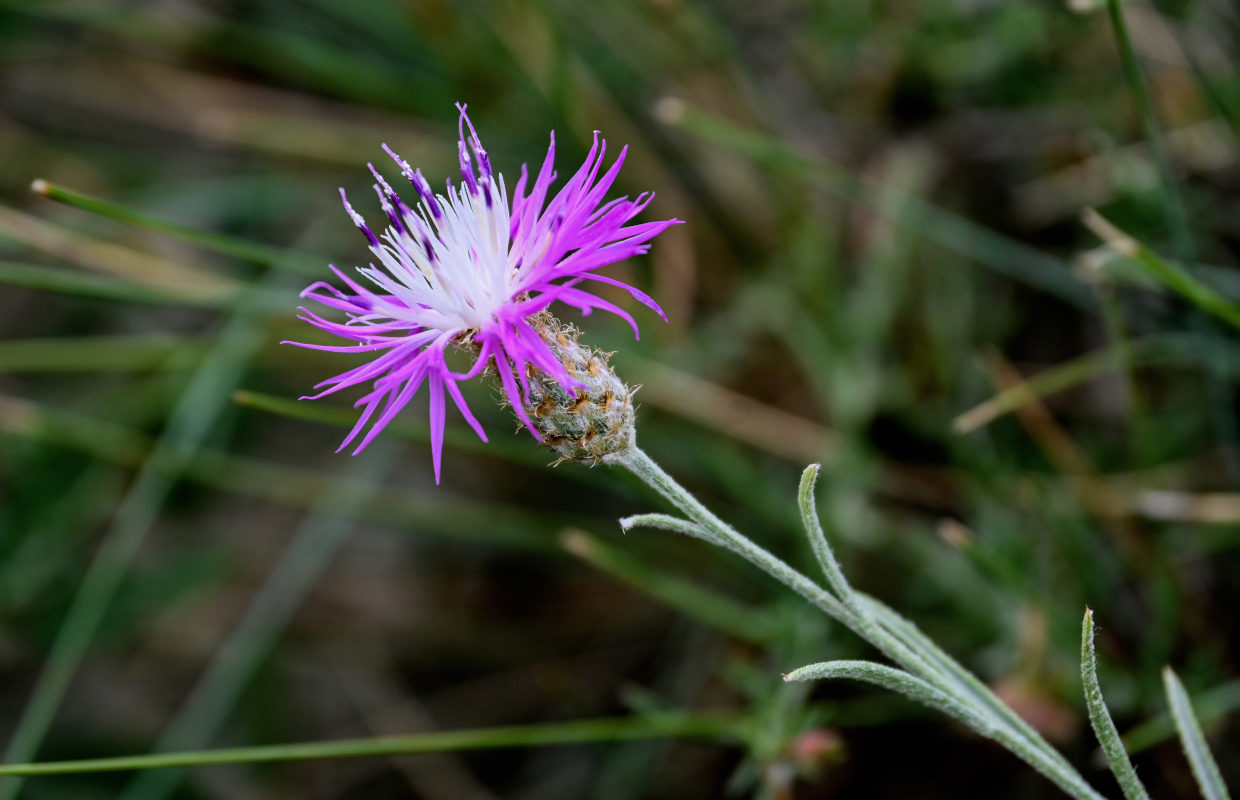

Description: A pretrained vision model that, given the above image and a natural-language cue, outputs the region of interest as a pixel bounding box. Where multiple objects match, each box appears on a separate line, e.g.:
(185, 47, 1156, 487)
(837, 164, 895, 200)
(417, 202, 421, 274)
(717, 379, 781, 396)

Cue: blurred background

(1, 0, 1239, 797)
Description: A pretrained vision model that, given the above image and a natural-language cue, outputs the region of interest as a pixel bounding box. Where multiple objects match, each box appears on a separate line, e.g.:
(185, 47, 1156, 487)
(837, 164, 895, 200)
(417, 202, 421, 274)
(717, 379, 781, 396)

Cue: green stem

(609, 449, 851, 622)
(609, 445, 1106, 800)
(0, 713, 745, 777)
(614, 448, 960, 685)
(1103, 0, 1195, 267)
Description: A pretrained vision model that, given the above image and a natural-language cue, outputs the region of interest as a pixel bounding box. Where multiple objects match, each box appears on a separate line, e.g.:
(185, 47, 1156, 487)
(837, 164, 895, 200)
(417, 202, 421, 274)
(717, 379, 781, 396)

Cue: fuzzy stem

(608, 448, 852, 622)
(1081, 609, 1151, 800)
(609, 446, 1106, 800)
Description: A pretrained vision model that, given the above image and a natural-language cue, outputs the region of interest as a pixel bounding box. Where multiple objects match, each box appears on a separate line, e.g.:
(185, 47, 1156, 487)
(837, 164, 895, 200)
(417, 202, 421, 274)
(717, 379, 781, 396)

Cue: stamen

(340, 188, 379, 247)
(383, 143, 443, 220)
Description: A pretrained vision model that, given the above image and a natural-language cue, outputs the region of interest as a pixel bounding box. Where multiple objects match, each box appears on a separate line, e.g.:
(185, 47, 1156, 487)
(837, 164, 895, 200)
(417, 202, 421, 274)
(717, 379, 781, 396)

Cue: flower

(288, 105, 679, 482)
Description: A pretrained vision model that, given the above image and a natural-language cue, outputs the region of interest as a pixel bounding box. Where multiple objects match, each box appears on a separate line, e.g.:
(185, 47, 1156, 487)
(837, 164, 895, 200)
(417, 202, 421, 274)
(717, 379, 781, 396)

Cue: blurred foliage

(1, 0, 1239, 797)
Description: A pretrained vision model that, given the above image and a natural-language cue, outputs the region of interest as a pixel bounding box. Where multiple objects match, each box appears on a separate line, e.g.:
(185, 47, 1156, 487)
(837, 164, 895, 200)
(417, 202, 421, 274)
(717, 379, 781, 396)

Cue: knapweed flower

(289, 105, 678, 481)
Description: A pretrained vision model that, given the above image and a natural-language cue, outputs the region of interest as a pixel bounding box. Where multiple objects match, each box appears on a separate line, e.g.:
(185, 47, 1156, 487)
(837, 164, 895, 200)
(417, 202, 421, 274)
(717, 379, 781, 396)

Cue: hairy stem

(609, 445, 1105, 800)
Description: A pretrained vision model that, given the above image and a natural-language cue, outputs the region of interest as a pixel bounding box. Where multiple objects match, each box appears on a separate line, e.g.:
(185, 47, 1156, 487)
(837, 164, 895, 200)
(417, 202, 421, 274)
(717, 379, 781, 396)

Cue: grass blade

(953, 333, 1240, 433)
(1083, 210, 1240, 333)
(0, 205, 234, 296)
(1080, 609, 1150, 800)
(0, 335, 202, 373)
(1103, 0, 1195, 265)
(31, 180, 323, 275)
(0, 261, 241, 308)
(1163, 667, 1232, 800)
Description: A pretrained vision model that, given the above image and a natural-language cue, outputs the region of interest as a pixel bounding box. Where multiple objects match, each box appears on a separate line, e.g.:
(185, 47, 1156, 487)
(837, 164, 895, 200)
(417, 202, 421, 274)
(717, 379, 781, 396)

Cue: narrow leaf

(1164, 667, 1232, 800)
(1121, 680, 1240, 756)
(1081, 609, 1150, 800)
(1083, 210, 1240, 333)
(32, 180, 323, 275)
(618, 512, 707, 537)
(859, 596, 1054, 755)
(797, 464, 857, 612)
(0, 261, 234, 308)
(1103, 0, 1195, 266)
(617, 512, 732, 551)
(783, 659, 992, 736)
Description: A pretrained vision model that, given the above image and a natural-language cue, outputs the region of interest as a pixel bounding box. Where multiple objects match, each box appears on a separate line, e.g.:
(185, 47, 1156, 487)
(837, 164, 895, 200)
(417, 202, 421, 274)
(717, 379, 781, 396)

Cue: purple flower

(288, 105, 679, 482)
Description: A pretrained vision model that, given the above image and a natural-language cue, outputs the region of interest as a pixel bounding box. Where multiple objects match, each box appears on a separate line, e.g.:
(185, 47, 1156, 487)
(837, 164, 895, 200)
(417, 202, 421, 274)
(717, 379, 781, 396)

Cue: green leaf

(1080, 609, 1150, 800)
(782, 659, 991, 735)
(0, 334, 203, 373)
(797, 464, 857, 612)
(1121, 680, 1240, 756)
(1163, 667, 1232, 800)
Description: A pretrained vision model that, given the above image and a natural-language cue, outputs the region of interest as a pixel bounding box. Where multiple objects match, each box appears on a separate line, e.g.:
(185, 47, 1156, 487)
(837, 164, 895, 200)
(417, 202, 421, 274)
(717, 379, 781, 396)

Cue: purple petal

(444, 376, 487, 443)
(577, 273, 667, 321)
(427, 368, 446, 483)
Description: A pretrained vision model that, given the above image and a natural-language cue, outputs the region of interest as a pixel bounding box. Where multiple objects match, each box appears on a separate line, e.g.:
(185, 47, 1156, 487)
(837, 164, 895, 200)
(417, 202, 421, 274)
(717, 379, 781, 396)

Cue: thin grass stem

(0, 713, 747, 777)
(31, 180, 323, 275)
(1103, 0, 1195, 266)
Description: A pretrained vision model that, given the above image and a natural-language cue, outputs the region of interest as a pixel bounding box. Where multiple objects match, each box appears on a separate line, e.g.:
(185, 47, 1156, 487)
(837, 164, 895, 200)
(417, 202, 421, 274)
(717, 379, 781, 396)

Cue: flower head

(288, 105, 679, 481)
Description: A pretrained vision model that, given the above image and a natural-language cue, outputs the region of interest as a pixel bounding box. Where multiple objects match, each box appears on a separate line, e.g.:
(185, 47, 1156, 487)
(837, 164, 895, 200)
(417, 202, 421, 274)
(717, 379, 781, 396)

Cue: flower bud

(517, 315, 637, 464)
